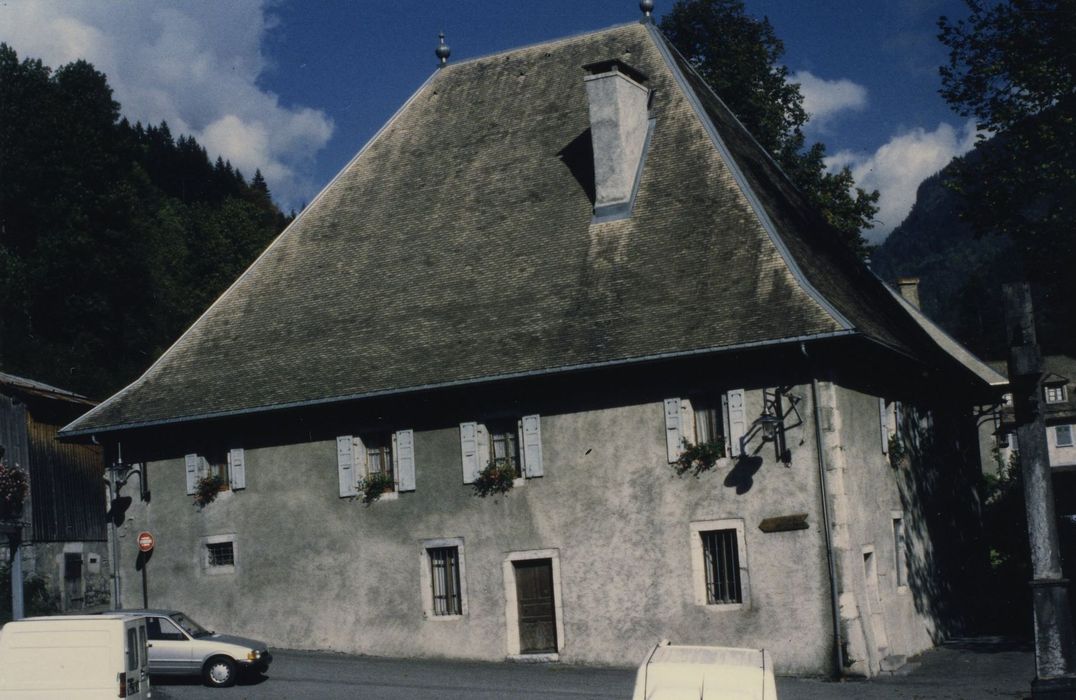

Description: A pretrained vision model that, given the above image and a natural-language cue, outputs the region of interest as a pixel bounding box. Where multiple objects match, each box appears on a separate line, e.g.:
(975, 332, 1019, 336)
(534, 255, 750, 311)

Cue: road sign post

(137, 532, 154, 609)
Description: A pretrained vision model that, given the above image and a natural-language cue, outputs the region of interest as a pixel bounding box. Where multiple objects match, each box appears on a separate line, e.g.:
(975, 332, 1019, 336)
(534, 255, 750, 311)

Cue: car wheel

(203, 656, 237, 688)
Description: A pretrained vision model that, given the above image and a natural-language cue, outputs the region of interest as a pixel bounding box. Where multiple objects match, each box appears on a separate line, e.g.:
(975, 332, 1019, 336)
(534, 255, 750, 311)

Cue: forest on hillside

(0, 45, 292, 400)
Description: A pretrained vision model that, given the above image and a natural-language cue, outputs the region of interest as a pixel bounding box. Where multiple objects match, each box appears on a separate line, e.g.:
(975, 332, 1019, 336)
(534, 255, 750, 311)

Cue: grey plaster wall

(117, 386, 839, 673)
(824, 382, 953, 676)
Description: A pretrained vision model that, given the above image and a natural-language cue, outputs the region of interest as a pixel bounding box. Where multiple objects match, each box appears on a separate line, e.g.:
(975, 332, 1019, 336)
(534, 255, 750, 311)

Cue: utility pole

(1003, 283, 1076, 697)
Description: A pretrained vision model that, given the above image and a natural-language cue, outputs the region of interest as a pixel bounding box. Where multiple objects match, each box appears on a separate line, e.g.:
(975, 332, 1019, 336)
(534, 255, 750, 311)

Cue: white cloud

(0, 0, 333, 209)
(792, 71, 868, 126)
(826, 121, 980, 243)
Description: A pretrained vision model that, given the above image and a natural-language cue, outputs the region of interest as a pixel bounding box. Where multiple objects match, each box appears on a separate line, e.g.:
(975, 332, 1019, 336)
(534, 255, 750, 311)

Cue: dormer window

(1046, 385, 1067, 404)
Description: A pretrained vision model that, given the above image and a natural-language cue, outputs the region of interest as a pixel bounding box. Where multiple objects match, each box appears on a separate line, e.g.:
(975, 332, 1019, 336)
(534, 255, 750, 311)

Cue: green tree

(661, 0, 879, 256)
(0, 44, 292, 398)
(938, 0, 1076, 353)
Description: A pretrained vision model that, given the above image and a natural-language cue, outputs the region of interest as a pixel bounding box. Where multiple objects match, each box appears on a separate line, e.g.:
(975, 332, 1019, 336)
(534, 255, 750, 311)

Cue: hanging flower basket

(672, 439, 727, 477)
(0, 462, 28, 521)
(194, 474, 227, 508)
(358, 472, 395, 504)
(472, 460, 516, 497)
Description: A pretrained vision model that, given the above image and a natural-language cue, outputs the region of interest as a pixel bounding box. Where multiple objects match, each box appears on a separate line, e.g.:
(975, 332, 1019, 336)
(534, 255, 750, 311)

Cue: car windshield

(171, 612, 212, 638)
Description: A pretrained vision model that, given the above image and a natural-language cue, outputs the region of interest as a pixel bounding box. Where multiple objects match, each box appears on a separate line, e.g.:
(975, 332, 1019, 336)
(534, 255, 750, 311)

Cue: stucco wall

(116, 386, 837, 673)
(824, 382, 959, 675)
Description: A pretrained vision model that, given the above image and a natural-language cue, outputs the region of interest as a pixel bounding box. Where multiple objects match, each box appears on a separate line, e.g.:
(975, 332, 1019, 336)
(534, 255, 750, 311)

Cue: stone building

(62, 19, 1003, 676)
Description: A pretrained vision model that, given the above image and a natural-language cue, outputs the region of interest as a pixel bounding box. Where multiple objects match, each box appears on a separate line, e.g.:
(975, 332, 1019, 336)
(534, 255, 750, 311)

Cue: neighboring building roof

(883, 289, 1007, 388)
(987, 355, 1076, 423)
(62, 21, 998, 436)
(0, 372, 96, 407)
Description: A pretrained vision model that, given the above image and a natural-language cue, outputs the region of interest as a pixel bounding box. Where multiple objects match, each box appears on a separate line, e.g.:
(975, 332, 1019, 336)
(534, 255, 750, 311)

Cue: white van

(0, 614, 151, 699)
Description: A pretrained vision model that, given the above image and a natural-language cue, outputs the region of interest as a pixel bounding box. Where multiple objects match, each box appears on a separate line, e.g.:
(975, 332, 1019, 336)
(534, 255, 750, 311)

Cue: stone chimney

(897, 277, 921, 309)
(583, 60, 652, 221)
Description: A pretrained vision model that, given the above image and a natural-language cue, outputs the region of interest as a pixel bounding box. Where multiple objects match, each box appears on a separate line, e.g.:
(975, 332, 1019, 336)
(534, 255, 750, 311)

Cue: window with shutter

(460, 422, 480, 484)
(664, 398, 683, 462)
(395, 429, 416, 492)
(725, 389, 747, 457)
(337, 436, 358, 498)
(229, 448, 246, 490)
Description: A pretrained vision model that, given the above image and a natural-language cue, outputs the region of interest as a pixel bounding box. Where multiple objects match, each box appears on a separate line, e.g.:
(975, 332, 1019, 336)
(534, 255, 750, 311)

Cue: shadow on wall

(895, 402, 1006, 641)
(723, 455, 763, 495)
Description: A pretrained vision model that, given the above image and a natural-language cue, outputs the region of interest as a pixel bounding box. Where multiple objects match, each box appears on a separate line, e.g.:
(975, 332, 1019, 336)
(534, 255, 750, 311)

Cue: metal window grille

(206, 541, 235, 568)
(428, 547, 462, 615)
(701, 529, 742, 604)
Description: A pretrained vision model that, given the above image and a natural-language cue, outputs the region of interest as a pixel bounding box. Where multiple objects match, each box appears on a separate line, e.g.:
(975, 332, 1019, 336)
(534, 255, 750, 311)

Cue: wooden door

(514, 559, 557, 654)
(64, 552, 83, 610)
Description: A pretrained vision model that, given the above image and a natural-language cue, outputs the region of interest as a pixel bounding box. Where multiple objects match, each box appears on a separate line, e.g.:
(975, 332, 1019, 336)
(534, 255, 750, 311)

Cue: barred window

(206, 541, 235, 568)
(428, 547, 462, 616)
(701, 529, 742, 605)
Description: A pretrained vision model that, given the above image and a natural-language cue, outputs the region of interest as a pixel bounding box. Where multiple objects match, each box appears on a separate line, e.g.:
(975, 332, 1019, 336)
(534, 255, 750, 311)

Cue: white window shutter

(460, 422, 479, 484)
(337, 436, 357, 498)
(184, 453, 199, 495)
(476, 423, 488, 468)
(726, 389, 747, 457)
(520, 415, 544, 478)
(353, 435, 368, 476)
(664, 398, 682, 463)
(229, 448, 246, 490)
(395, 429, 416, 492)
(879, 398, 889, 454)
(680, 398, 696, 446)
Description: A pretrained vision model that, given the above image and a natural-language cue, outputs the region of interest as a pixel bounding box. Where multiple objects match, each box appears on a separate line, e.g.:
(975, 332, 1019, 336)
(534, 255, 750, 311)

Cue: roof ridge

(440, 20, 643, 71)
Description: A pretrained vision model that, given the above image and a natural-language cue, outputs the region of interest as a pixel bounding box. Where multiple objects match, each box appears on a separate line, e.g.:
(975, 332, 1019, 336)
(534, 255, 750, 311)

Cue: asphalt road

(151, 637, 1034, 700)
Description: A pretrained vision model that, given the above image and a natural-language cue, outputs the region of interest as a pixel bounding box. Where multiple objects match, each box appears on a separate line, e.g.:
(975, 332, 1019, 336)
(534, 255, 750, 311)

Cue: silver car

(115, 609, 271, 688)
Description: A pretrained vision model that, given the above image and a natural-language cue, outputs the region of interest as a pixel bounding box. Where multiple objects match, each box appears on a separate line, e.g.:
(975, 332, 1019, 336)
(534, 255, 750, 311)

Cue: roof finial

(435, 31, 451, 68)
(639, 0, 655, 21)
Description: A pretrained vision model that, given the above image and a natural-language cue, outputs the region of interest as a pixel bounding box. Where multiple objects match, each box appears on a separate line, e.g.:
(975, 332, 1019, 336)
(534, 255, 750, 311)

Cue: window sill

(508, 653, 559, 663)
(424, 613, 464, 622)
(205, 565, 236, 576)
(378, 491, 399, 502)
(698, 601, 748, 612)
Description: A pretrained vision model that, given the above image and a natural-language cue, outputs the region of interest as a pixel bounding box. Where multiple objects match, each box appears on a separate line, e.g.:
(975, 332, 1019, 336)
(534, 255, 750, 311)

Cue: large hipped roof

(64, 22, 996, 436)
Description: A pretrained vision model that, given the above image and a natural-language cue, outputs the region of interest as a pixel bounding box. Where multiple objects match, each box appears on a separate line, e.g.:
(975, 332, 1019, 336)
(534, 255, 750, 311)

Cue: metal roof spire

(640, 0, 655, 21)
(435, 31, 451, 68)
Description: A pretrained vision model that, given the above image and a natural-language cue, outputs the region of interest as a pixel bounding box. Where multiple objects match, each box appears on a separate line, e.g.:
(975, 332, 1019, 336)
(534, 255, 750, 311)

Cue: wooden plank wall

(25, 413, 106, 542)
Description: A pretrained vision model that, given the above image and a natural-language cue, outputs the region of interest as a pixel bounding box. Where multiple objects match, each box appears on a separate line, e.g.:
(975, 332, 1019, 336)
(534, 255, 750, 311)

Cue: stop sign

(137, 531, 155, 553)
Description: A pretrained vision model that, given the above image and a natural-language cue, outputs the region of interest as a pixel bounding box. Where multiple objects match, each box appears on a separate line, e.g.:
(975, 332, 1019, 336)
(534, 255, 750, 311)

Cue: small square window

(700, 529, 742, 604)
(1057, 425, 1074, 448)
(207, 542, 234, 567)
(1046, 385, 1067, 404)
(202, 535, 237, 575)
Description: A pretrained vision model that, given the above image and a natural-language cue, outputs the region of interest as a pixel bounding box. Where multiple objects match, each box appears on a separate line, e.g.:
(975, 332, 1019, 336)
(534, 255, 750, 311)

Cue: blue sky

(0, 0, 978, 243)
